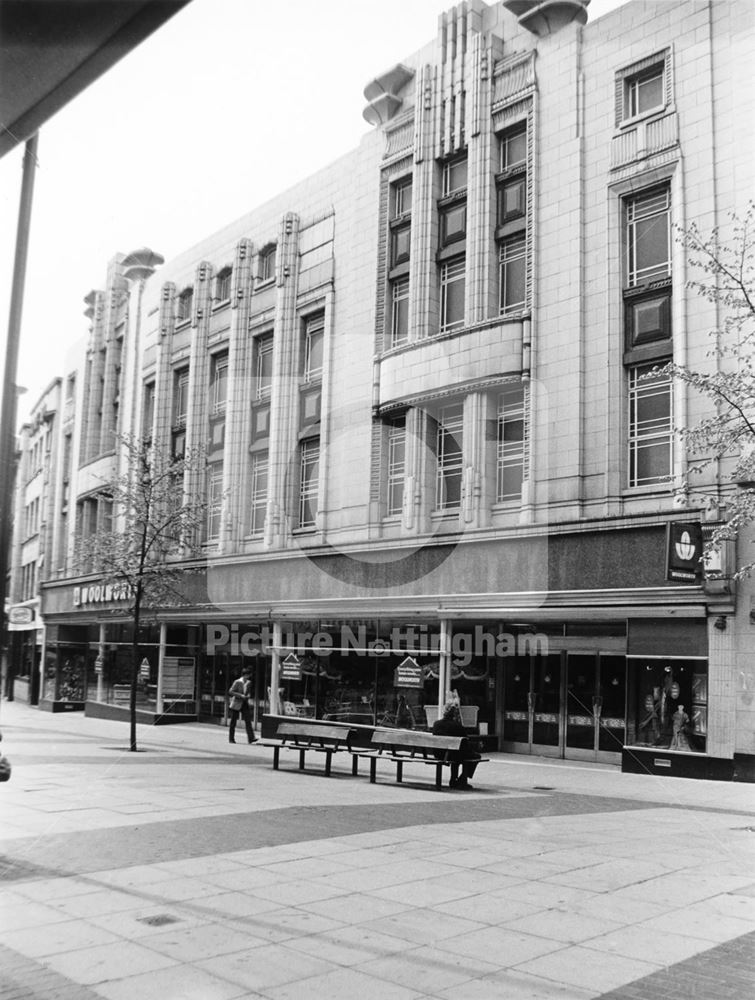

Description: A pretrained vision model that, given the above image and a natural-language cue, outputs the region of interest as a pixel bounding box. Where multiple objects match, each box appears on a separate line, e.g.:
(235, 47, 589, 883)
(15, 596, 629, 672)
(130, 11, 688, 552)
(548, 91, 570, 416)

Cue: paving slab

(1, 700, 754, 1000)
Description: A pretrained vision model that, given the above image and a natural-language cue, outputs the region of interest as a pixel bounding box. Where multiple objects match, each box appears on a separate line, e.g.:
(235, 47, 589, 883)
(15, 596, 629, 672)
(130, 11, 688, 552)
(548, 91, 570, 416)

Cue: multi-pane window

(177, 287, 193, 322)
(387, 174, 412, 349)
(298, 439, 319, 528)
(442, 157, 468, 197)
(260, 245, 276, 282)
(498, 175, 526, 225)
(499, 124, 527, 171)
(387, 415, 406, 516)
(435, 403, 464, 510)
(391, 277, 409, 347)
(496, 121, 528, 316)
(210, 353, 229, 415)
(303, 313, 324, 382)
(440, 201, 466, 245)
(391, 224, 411, 267)
(215, 267, 232, 302)
(437, 155, 467, 335)
(173, 368, 189, 426)
(250, 453, 268, 535)
(499, 236, 527, 315)
(206, 464, 223, 540)
(439, 155, 468, 250)
(251, 333, 273, 444)
(628, 363, 672, 487)
(393, 177, 412, 217)
(390, 176, 412, 267)
(497, 386, 526, 501)
(255, 333, 274, 400)
(626, 187, 670, 288)
(440, 257, 465, 333)
(626, 64, 664, 119)
(142, 382, 155, 440)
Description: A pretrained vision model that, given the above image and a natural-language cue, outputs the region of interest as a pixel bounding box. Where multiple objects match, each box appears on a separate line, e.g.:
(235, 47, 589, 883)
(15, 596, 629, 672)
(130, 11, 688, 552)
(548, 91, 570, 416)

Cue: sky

(0, 0, 628, 414)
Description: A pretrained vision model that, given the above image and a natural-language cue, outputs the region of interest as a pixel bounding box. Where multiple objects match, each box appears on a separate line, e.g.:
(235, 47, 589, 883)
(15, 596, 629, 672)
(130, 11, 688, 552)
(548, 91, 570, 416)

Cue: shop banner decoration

(666, 521, 703, 581)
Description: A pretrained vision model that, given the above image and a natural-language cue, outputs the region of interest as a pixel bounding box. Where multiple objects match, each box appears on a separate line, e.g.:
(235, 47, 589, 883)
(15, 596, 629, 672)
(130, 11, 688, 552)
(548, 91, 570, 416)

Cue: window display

(627, 658, 707, 752)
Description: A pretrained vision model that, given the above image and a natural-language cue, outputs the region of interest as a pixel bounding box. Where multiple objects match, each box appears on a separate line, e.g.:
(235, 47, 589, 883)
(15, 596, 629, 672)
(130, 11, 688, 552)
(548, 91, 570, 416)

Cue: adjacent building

(13, 0, 755, 779)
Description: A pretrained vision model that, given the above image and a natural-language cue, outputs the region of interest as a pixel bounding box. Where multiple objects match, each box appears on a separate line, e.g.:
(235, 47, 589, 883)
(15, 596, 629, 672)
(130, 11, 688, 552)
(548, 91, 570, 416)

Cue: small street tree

(76, 435, 207, 751)
(666, 202, 755, 576)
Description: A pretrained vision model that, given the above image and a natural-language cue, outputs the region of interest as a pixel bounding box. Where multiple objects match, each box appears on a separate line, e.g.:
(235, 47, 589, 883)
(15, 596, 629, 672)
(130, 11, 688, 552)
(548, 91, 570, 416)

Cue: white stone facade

(27, 1, 755, 776)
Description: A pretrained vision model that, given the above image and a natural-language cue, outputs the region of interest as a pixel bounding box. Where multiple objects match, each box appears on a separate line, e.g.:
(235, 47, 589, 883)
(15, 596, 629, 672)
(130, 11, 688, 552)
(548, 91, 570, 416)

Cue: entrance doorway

(502, 651, 626, 763)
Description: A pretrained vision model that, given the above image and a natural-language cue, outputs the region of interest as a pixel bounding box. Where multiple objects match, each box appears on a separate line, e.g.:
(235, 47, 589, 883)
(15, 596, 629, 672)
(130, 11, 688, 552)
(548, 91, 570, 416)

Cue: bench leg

(396, 760, 403, 784)
(325, 750, 332, 777)
(370, 757, 377, 784)
(436, 763, 443, 789)
(352, 754, 358, 776)
(299, 749, 306, 771)
(273, 746, 280, 770)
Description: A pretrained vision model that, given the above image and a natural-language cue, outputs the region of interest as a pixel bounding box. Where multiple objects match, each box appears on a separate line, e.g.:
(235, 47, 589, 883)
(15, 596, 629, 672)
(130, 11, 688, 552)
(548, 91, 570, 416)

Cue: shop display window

(44, 644, 87, 702)
(626, 658, 707, 753)
(268, 619, 444, 729)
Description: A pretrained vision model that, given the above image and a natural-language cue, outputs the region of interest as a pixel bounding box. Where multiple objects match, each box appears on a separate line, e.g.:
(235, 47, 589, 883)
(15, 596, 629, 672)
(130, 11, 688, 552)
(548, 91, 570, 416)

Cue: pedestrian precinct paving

(1, 701, 754, 999)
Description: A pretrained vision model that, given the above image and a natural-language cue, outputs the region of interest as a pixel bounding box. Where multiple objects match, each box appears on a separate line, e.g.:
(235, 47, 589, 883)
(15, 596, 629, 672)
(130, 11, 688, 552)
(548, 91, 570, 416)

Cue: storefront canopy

(0, 0, 190, 158)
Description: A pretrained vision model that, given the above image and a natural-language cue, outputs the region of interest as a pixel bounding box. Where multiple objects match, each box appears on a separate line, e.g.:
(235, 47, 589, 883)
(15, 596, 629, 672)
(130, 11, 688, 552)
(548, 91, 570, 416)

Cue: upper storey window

(387, 174, 412, 349)
(626, 187, 670, 288)
(303, 312, 324, 383)
(255, 333, 274, 400)
(499, 125, 527, 171)
(626, 65, 664, 119)
(176, 287, 193, 323)
(393, 177, 412, 218)
(390, 176, 412, 269)
(438, 155, 467, 334)
(442, 157, 467, 197)
(439, 155, 468, 249)
(496, 121, 528, 317)
(616, 50, 670, 126)
(173, 367, 189, 427)
(215, 267, 232, 302)
(259, 244, 276, 283)
(210, 352, 229, 416)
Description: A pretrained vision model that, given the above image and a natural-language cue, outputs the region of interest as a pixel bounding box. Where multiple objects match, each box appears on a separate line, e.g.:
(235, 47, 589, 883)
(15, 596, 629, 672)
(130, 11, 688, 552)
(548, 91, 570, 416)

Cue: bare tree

(77, 435, 207, 750)
(666, 202, 755, 576)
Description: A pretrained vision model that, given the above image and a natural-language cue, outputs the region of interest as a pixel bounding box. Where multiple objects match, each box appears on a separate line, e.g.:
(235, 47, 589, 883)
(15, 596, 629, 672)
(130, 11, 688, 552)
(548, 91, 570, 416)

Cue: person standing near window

(228, 667, 256, 744)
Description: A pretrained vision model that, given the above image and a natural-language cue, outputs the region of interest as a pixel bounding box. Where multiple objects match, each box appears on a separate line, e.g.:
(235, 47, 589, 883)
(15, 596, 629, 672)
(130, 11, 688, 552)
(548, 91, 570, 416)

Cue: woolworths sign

(73, 582, 135, 607)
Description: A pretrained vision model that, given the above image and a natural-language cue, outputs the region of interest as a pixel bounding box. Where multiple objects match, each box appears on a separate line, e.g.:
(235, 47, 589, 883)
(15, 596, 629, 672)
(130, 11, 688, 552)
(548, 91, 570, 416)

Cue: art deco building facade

(28, 0, 755, 779)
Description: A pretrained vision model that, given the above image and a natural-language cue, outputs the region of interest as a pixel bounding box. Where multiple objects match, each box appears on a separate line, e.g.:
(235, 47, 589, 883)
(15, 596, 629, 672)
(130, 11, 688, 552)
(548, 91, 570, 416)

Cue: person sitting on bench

(432, 701, 480, 790)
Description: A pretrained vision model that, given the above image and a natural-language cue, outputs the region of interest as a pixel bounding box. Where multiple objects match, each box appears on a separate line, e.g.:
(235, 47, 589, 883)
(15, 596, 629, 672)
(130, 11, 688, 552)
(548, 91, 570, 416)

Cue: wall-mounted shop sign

(73, 581, 135, 607)
(8, 604, 36, 632)
(666, 522, 703, 582)
(281, 653, 302, 681)
(394, 656, 423, 688)
(8, 605, 34, 628)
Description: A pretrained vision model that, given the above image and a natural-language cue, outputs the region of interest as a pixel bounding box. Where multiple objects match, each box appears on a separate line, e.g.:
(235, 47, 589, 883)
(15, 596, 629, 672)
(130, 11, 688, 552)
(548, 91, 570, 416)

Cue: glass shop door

(502, 654, 562, 756)
(565, 652, 625, 763)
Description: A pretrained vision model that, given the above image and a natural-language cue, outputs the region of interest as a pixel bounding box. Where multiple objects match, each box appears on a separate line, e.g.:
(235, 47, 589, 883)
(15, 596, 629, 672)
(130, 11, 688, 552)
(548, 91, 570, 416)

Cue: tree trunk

(129, 587, 142, 752)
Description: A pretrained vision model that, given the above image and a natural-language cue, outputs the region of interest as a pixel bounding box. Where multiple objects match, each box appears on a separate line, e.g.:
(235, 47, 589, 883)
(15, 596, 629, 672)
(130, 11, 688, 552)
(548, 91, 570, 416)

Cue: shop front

(7, 605, 42, 704)
(40, 578, 202, 723)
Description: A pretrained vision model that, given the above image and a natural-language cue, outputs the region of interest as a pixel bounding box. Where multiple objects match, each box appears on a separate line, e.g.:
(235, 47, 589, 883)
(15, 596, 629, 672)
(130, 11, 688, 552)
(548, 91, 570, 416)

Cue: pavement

(1, 701, 754, 1000)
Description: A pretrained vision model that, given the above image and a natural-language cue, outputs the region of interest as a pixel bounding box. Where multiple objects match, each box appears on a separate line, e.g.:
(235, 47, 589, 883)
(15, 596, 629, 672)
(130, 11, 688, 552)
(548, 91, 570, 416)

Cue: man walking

(228, 666, 256, 744)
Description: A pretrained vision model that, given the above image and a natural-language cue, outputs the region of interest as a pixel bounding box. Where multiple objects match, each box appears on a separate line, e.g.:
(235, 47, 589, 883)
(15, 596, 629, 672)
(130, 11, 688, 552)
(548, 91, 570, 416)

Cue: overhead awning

(0, 0, 191, 158)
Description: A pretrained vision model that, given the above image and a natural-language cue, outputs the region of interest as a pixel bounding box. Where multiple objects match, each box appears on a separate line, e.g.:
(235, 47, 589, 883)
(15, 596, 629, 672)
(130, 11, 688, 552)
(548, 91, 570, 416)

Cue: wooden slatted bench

(261, 721, 357, 777)
(358, 727, 488, 789)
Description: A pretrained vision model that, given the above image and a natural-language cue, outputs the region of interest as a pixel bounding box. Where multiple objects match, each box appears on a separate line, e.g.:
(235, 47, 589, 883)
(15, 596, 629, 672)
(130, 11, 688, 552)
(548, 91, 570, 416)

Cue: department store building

(37, 0, 755, 780)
